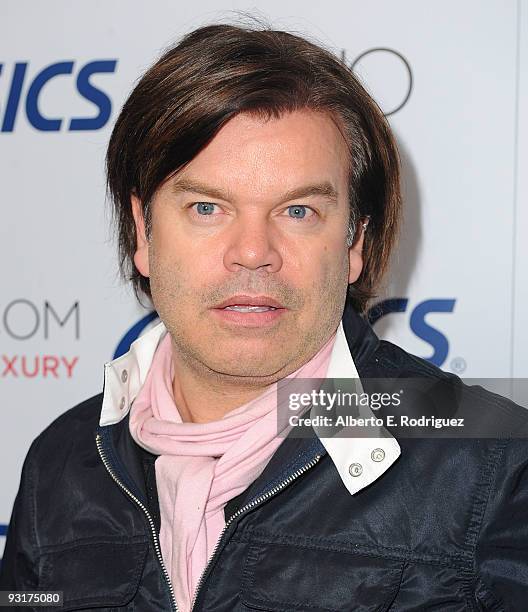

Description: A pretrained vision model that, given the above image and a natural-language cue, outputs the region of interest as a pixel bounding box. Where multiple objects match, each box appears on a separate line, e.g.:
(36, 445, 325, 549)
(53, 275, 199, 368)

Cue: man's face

(132, 109, 364, 384)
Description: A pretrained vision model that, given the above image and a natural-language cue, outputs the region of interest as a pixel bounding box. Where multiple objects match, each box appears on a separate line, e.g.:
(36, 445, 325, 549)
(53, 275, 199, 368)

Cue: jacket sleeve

(474, 438, 528, 610)
(0, 437, 41, 589)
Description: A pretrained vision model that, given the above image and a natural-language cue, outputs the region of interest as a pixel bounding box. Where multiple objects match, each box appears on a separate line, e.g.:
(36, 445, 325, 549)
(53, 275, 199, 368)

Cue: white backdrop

(1, 0, 526, 556)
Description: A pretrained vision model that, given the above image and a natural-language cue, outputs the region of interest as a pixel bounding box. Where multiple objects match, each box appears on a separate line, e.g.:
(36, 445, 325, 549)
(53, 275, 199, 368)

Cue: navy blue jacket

(1, 303, 528, 611)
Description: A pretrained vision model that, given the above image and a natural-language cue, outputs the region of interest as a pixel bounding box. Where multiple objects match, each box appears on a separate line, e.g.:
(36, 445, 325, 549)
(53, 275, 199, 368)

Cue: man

(1, 22, 527, 611)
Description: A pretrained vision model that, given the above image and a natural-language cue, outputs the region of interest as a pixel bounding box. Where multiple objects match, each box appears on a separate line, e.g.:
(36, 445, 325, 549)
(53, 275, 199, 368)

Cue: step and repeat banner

(1, 0, 526, 555)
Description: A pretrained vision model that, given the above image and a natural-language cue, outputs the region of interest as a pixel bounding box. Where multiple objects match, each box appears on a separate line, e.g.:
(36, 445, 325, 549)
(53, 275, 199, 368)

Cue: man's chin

(212, 366, 288, 383)
(204, 348, 292, 381)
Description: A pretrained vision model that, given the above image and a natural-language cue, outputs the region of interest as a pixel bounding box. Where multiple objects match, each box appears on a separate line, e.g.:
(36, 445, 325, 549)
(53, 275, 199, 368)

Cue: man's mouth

(213, 294, 285, 309)
(222, 305, 278, 312)
(211, 295, 286, 327)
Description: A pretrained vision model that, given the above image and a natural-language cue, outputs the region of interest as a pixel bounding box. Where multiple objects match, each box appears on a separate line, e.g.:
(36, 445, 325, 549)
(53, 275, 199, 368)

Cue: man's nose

(223, 215, 283, 273)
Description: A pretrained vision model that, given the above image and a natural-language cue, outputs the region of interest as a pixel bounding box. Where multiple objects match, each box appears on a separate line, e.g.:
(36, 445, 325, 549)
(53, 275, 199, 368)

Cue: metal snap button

(348, 462, 363, 477)
(121, 369, 128, 383)
(371, 448, 385, 462)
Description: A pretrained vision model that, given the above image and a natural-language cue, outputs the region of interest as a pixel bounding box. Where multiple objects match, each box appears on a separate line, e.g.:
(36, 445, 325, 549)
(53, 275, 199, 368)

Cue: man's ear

(131, 194, 150, 278)
(348, 221, 366, 284)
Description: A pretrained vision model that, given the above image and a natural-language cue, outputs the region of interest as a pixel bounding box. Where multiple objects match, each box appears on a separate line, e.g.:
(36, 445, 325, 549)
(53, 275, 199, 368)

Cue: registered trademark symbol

(450, 357, 466, 374)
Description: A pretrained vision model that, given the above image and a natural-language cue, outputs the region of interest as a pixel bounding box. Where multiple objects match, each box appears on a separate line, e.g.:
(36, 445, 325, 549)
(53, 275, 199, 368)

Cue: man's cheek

(310, 256, 333, 289)
(149, 259, 184, 300)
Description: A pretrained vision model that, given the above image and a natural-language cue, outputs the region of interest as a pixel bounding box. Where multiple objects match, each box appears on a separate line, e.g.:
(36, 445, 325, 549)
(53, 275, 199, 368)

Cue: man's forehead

(163, 111, 349, 200)
(188, 109, 348, 162)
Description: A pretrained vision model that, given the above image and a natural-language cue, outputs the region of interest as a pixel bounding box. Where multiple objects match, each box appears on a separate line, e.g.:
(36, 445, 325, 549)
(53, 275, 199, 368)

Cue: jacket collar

(99, 303, 400, 496)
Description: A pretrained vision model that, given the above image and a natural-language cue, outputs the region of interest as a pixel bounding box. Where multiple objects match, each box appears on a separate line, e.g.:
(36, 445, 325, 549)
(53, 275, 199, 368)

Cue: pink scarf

(129, 329, 336, 611)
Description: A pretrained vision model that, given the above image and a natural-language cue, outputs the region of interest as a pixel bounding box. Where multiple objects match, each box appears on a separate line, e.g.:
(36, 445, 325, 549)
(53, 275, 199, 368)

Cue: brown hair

(106, 21, 401, 314)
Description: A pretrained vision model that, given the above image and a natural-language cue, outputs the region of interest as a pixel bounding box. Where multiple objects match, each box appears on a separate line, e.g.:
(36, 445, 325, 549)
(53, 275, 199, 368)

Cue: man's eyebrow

(170, 178, 231, 201)
(170, 178, 339, 204)
(281, 183, 339, 204)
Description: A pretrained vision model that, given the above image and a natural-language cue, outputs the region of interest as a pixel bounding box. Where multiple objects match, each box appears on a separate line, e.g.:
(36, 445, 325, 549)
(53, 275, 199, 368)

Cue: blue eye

(195, 202, 216, 215)
(287, 205, 312, 219)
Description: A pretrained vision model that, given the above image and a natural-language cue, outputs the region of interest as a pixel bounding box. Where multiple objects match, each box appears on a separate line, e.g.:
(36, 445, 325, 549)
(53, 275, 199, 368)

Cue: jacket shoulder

(368, 334, 528, 431)
(372, 337, 456, 378)
(47, 392, 103, 428)
(30, 392, 104, 460)
(40, 391, 103, 433)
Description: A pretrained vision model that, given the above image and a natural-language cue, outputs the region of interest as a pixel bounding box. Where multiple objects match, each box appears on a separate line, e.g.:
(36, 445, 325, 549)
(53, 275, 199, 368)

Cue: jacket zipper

(190, 452, 323, 611)
(95, 433, 178, 612)
(96, 431, 322, 612)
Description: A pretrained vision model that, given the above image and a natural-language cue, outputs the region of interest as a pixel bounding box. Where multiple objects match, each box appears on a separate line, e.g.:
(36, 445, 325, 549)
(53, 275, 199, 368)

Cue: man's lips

(210, 295, 287, 327)
(213, 294, 285, 309)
